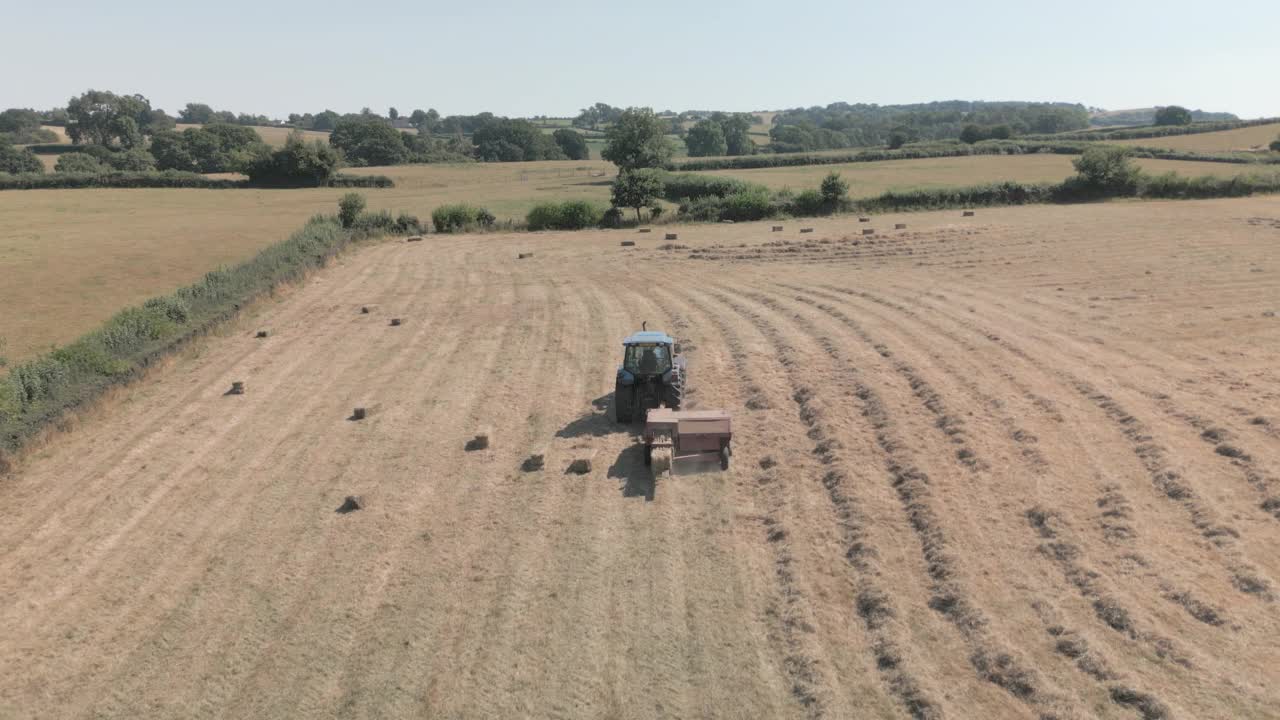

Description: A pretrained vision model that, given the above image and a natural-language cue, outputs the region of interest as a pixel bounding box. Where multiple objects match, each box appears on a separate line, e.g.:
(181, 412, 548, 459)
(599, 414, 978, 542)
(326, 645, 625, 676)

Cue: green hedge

(432, 204, 496, 233)
(0, 171, 393, 190)
(0, 215, 370, 456)
(525, 200, 604, 230)
(1024, 117, 1280, 142)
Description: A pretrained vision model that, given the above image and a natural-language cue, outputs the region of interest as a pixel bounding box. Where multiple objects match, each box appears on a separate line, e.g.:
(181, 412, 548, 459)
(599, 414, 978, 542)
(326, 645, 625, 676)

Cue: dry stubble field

(1114, 122, 1280, 153)
(3, 198, 1279, 719)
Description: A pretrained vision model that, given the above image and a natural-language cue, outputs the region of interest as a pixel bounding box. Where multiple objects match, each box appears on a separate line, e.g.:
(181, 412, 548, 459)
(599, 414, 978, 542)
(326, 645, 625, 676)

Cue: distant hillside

(1090, 107, 1238, 127)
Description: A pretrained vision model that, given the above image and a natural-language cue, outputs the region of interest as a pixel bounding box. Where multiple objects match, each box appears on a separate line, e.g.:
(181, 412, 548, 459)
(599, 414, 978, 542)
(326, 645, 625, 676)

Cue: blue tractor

(614, 323, 685, 424)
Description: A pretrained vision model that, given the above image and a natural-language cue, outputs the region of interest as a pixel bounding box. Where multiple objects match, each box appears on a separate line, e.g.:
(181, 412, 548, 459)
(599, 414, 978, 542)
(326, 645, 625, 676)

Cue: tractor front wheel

(614, 386, 632, 424)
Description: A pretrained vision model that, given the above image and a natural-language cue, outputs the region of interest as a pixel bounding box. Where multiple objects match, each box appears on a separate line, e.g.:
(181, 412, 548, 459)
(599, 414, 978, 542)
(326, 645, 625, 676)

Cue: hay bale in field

(665, 233, 678, 240)
(862, 228, 875, 236)
(255, 330, 269, 338)
(963, 210, 975, 217)
(799, 228, 814, 234)
(226, 381, 245, 395)
(721, 219, 734, 224)
(406, 235, 423, 242)
(566, 449, 596, 475)
(521, 454, 545, 472)
(336, 495, 363, 514)
(638, 228, 651, 233)
(895, 223, 907, 230)
(859, 216, 870, 222)
(620, 240, 636, 247)
(360, 306, 370, 314)
(389, 318, 402, 327)
(771, 225, 783, 232)
(518, 252, 533, 259)
(350, 407, 367, 421)
(465, 432, 490, 451)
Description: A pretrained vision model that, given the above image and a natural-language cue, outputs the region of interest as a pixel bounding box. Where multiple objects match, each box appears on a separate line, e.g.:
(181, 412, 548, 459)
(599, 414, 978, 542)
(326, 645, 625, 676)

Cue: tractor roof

(622, 330, 674, 346)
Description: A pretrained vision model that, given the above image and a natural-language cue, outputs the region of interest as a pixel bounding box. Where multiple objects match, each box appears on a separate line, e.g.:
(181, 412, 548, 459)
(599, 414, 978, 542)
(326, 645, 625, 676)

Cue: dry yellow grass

(1115, 122, 1280, 152)
(697, 154, 1254, 195)
(0, 153, 1264, 363)
(2, 199, 1278, 718)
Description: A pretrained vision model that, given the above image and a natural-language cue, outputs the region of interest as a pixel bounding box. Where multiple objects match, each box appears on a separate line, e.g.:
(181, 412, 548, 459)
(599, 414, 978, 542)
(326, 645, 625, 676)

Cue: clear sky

(4, 0, 1278, 119)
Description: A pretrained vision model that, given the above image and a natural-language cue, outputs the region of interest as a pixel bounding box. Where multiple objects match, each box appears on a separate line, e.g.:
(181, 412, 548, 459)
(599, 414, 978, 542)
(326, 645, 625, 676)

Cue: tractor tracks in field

(706, 285, 1082, 719)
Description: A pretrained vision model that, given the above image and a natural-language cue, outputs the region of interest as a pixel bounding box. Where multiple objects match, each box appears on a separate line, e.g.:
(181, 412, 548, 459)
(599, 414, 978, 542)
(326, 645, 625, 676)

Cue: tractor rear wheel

(614, 386, 632, 424)
(644, 444, 652, 466)
(720, 445, 731, 470)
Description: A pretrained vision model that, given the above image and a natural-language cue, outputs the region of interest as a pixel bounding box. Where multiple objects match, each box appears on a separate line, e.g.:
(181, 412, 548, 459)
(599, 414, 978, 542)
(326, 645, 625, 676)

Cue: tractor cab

(614, 328, 685, 423)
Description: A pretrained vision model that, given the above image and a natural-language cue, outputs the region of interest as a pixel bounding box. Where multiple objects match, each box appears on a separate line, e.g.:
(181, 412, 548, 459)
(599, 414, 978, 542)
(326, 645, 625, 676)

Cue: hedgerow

(0, 171, 392, 190)
(432, 203, 496, 233)
(525, 200, 605, 230)
(0, 214, 371, 456)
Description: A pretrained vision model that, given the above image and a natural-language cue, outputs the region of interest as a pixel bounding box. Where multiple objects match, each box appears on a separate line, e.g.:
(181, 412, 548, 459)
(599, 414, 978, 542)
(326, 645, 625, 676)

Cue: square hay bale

(799, 228, 814, 234)
(862, 228, 875, 236)
(227, 381, 245, 395)
(407, 235, 424, 242)
(665, 233, 678, 240)
(620, 240, 636, 247)
(771, 225, 783, 232)
(895, 223, 907, 229)
(638, 228, 651, 233)
(360, 306, 370, 314)
(720, 219, 734, 224)
(389, 318, 402, 327)
(255, 330, 269, 338)
(336, 495, 364, 513)
(350, 407, 367, 421)
(963, 210, 975, 217)
(859, 216, 870, 222)
(566, 449, 597, 475)
(465, 432, 490, 451)
(518, 252, 533, 259)
(521, 454, 545, 472)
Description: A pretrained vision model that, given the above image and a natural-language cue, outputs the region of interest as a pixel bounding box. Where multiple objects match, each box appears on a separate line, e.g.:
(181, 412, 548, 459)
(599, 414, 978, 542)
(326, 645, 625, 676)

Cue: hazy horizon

(4, 0, 1278, 120)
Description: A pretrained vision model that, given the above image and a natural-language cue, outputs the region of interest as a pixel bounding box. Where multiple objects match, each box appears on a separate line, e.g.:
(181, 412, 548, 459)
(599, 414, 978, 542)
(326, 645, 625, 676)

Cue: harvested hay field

(698, 153, 1259, 195)
(3, 198, 1279, 719)
(0, 160, 614, 361)
(1114, 122, 1280, 153)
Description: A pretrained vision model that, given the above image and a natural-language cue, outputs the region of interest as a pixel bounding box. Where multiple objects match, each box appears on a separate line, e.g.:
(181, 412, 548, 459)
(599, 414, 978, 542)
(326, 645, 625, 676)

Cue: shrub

(338, 193, 366, 228)
(788, 189, 826, 216)
(0, 143, 44, 174)
(820, 171, 849, 206)
(394, 212, 423, 234)
(107, 148, 157, 172)
(55, 152, 108, 174)
(432, 204, 495, 233)
(601, 207, 625, 228)
(611, 169, 665, 221)
(327, 174, 394, 188)
(1271, 138, 1280, 152)
(1154, 106, 1193, 126)
(659, 172, 760, 202)
(552, 128, 590, 160)
(1070, 146, 1141, 196)
(526, 200, 605, 230)
(352, 209, 395, 232)
(245, 131, 339, 187)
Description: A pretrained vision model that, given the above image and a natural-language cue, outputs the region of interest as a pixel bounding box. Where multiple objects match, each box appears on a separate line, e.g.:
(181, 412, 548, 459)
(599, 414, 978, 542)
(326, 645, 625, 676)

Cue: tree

(1154, 105, 1193, 126)
(610, 169, 664, 222)
(684, 120, 728, 157)
(959, 124, 986, 144)
(472, 118, 564, 162)
(819, 172, 848, 207)
(0, 108, 41, 135)
(329, 118, 409, 166)
(887, 130, 909, 149)
(573, 102, 622, 130)
(65, 90, 159, 147)
(338, 193, 366, 228)
(602, 108, 672, 171)
(245, 131, 339, 186)
(0, 142, 44, 174)
(1071, 146, 1140, 195)
(311, 110, 340, 131)
(989, 124, 1013, 140)
(55, 152, 108, 174)
(719, 113, 755, 156)
(552, 128, 589, 160)
(179, 103, 216, 124)
(388, 107, 399, 121)
(150, 125, 267, 173)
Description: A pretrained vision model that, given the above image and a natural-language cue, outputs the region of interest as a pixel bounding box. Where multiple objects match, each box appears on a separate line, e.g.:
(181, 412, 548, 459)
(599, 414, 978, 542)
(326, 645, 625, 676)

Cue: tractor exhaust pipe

(642, 321, 647, 331)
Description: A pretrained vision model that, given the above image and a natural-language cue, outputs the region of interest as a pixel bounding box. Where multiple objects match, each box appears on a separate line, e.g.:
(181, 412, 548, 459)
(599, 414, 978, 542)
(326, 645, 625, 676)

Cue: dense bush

(525, 200, 605, 230)
(245, 132, 339, 187)
(659, 171, 761, 202)
(0, 214, 391, 454)
(473, 118, 565, 161)
(64, 89, 167, 148)
(552, 129, 590, 160)
(55, 152, 107, 174)
(338, 193, 366, 228)
(330, 118, 409, 166)
(1138, 171, 1280, 199)
(151, 125, 267, 173)
(326, 174, 394, 188)
(856, 181, 1056, 212)
(1271, 138, 1280, 152)
(1154, 106, 1193, 126)
(0, 170, 246, 190)
(1070, 146, 1141, 196)
(432, 204, 496, 233)
(0, 127, 58, 145)
(0, 143, 44, 174)
(820, 171, 849, 206)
